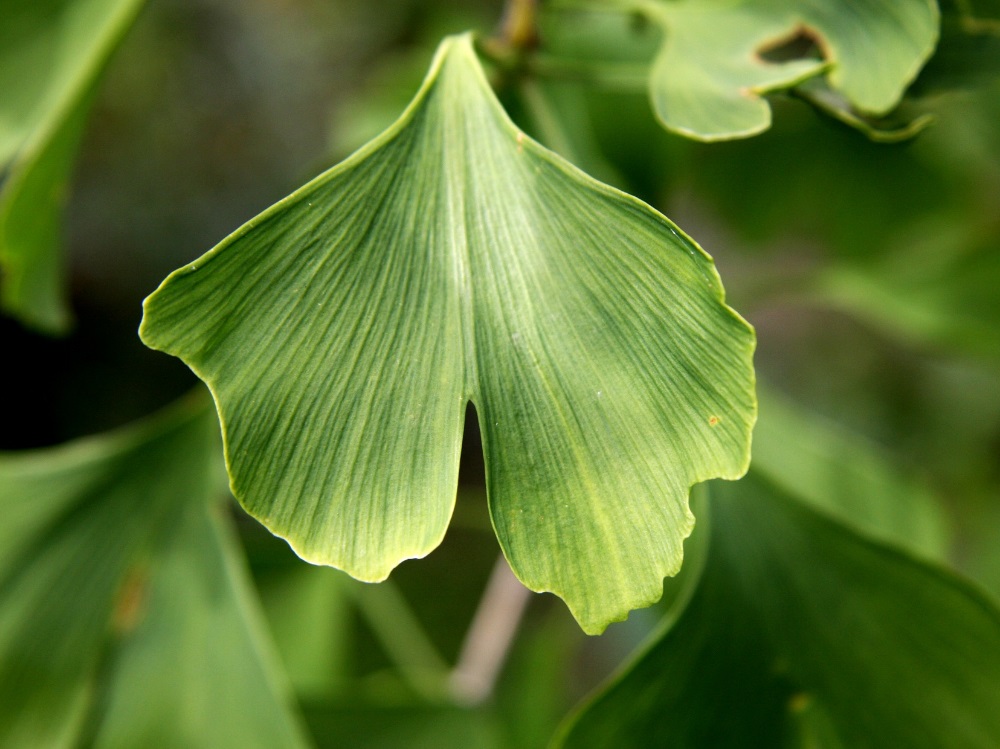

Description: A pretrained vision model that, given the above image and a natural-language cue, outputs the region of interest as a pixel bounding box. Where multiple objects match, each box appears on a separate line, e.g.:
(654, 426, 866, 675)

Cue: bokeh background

(3, 0, 999, 745)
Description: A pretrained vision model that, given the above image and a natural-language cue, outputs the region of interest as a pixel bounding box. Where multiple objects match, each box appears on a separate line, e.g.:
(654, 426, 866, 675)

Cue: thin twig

(498, 0, 540, 50)
(449, 554, 533, 705)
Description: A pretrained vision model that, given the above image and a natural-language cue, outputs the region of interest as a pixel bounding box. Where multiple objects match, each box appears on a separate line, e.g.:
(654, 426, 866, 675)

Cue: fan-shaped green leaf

(643, 0, 939, 140)
(0, 0, 144, 332)
(556, 474, 1000, 748)
(139, 33, 756, 634)
(0, 396, 310, 748)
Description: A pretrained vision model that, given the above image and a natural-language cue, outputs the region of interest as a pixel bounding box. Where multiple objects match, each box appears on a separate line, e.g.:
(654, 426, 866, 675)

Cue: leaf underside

(645, 0, 940, 140)
(140, 33, 756, 634)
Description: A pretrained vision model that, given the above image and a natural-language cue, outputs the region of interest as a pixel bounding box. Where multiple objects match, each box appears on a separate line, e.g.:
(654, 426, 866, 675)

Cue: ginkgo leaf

(0, 0, 144, 333)
(92, 493, 311, 749)
(642, 0, 939, 140)
(139, 32, 756, 634)
(0, 395, 310, 748)
(792, 77, 936, 143)
(556, 475, 1000, 748)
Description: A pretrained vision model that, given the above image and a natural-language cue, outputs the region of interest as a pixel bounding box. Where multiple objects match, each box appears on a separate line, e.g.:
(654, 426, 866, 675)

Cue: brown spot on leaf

(112, 565, 149, 635)
(788, 692, 812, 713)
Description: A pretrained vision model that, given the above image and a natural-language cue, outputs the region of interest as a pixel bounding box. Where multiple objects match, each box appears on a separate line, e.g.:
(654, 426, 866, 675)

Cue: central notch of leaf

(139, 33, 756, 634)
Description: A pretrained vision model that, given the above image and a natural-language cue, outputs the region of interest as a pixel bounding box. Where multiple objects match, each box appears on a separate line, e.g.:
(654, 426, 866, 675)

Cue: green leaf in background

(259, 566, 353, 701)
(815, 216, 1000, 362)
(0, 0, 144, 333)
(0, 395, 310, 749)
(751, 385, 948, 558)
(916, 31, 1000, 96)
(792, 77, 936, 143)
(92, 495, 311, 749)
(641, 0, 939, 140)
(139, 32, 756, 634)
(914, 0, 1000, 94)
(556, 474, 1000, 748)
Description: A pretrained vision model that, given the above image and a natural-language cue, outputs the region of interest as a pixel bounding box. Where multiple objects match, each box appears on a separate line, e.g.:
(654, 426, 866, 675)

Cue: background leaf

(557, 474, 1000, 748)
(0, 0, 144, 332)
(814, 216, 1000, 362)
(751, 385, 948, 557)
(140, 33, 756, 634)
(92, 494, 312, 749)
(643, 0, 939, 140)
(0, 394, 310, 748)
(257, 565, 353, 701)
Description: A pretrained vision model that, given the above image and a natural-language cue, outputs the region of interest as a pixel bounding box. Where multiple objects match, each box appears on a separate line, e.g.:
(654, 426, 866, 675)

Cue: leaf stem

(498, 0, 540, 51)
(449, 555, 533, 705)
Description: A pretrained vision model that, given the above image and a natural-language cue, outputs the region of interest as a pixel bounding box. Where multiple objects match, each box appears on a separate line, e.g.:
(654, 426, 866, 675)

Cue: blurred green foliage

(2, 0, 1000, 746)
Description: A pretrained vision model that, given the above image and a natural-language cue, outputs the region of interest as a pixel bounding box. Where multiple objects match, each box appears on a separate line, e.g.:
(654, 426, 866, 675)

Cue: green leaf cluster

(642, 0, 939, 140)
